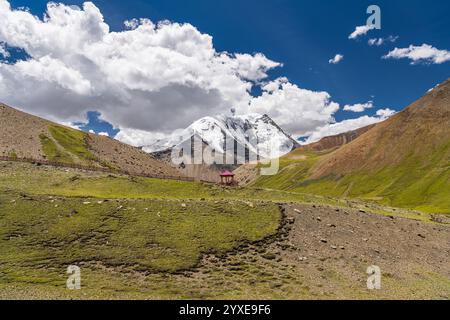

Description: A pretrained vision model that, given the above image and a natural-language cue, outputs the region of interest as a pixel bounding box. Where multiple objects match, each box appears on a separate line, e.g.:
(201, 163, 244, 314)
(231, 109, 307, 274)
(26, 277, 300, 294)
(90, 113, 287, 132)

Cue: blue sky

(3, 0, 450, 140)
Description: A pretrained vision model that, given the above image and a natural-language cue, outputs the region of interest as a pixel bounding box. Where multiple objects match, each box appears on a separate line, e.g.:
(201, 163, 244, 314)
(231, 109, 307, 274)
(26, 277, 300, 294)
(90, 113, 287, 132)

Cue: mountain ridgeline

(144, 113, 299, 157)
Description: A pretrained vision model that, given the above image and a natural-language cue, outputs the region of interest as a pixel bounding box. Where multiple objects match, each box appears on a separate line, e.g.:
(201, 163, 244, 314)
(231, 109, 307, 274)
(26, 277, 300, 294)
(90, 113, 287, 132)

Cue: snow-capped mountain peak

(142, 113, 298, 159)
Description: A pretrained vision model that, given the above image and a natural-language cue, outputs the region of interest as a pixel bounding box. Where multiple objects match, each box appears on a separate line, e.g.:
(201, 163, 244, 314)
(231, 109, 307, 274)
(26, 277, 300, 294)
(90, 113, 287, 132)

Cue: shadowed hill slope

(0, 103, 183, 177)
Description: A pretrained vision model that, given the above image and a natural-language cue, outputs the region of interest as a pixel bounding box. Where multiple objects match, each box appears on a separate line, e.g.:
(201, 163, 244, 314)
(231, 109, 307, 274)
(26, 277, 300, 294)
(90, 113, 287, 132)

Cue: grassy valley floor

(0, 161, 449, 299)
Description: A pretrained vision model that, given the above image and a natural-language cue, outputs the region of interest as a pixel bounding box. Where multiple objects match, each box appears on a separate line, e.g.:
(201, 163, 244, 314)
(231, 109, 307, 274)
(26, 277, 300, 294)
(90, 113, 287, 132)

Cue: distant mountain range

(144, 113, 299, 182)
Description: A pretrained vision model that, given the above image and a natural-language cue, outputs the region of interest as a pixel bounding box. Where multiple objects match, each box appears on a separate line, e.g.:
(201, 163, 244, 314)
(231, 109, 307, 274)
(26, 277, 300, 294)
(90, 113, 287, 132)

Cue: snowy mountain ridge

(142, 113, 298, 159)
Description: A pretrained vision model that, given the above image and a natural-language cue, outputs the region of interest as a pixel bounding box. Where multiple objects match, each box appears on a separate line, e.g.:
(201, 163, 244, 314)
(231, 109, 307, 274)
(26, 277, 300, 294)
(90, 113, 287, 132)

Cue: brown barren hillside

(311, 78, 450, 178)
(299, 124, 375, 152)
(0, 103, 183, 177)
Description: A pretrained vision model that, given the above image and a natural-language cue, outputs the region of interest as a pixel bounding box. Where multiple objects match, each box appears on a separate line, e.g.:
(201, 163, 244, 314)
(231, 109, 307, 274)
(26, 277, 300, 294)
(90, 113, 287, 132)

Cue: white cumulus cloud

(343, 101, 374, 113)
(375, 108, 396, 118)
(329, 54, 344, 64)
(0, 0, 280, 132)
(348, 25, 375, 40)
(249, 78, 340, 136)
(384, 44, 450, 64)
(14, 56, 92, 95)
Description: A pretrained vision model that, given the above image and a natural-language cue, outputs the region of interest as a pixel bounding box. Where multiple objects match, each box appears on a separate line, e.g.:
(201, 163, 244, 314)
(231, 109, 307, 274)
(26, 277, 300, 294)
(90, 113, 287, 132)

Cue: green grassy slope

(39, 133, 74, 163)
(48, 125, 97, 162)
(0, 161, 332, 205)
(39, 124, 98, 165)
(0, 193, 280, 273)
(0, 160, 435, 222)
(252, 142, 450, 213)
(0, 161, 282, 297)
(253, 149, 328, 191)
